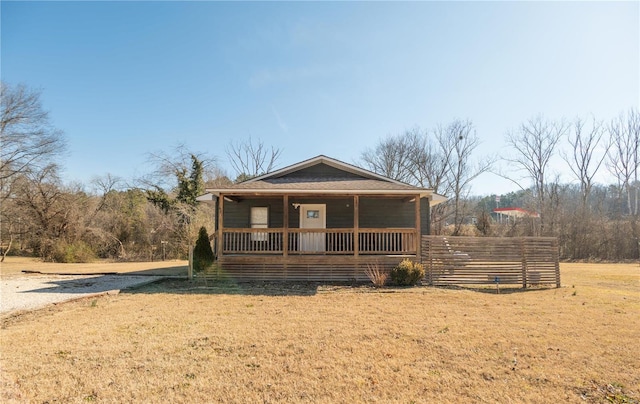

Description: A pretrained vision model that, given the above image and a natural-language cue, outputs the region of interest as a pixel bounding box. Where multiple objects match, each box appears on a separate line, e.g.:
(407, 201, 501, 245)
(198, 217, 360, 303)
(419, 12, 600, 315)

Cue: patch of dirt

(0, 369, 23, 403)
(575, 381, 639, 403)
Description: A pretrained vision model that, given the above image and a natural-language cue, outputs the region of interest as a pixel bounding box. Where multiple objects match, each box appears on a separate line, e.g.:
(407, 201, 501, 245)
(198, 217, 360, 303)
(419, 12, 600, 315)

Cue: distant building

(493, 207, 540, 224)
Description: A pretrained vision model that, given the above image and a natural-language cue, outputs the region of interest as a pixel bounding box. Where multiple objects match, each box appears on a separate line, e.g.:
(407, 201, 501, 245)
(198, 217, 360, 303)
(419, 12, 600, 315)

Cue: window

(250, 207, 268, 241)
(307, 210, 320, 219)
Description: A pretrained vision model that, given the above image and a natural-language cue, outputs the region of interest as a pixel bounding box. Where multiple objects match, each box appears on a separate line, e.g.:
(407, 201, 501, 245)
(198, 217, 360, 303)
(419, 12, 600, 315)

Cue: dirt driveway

(1, 274, 163, 315)
(0, 257, 188, 316)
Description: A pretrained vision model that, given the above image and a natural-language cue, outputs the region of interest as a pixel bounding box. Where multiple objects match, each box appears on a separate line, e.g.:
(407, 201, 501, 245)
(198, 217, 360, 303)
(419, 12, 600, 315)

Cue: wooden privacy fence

(421, 236, 560, 288)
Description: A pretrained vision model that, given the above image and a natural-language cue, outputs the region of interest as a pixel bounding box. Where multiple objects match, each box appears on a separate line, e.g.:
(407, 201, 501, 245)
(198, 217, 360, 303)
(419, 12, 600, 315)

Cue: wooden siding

(212, 255, 414, 282)
(223, 196, 430, 235)
(420, 198, 430, 236)
(422, 236, 560, 288)
(359, 197, 417, 229)
(223, 197, 284, 228)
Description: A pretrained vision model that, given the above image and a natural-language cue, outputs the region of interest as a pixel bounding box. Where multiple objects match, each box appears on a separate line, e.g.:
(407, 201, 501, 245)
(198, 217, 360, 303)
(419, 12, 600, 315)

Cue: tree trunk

(1, 234, 13, 262)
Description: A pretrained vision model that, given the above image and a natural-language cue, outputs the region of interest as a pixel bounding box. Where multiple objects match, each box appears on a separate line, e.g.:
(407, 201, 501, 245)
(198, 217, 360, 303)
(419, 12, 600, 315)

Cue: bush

(52, 241, 97, 263)
(390, 259, 425, 286)
(193, 226, 214, 273)
(364, 262, 389, 287)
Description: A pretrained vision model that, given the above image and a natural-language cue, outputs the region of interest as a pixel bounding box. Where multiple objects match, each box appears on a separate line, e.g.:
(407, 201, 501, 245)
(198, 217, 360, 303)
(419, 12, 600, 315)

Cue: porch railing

(221, 228, 417, 255)
(222, 229, 283, 253)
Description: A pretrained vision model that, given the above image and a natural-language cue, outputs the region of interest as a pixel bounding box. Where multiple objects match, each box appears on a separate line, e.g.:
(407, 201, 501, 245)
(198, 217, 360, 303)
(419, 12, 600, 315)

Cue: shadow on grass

(122, 277, 327, 296)
(15, 274, 163, 295)
(122, 277, 557, 297)
(429, 284, 558, 295)
(22, 264, 188, 277)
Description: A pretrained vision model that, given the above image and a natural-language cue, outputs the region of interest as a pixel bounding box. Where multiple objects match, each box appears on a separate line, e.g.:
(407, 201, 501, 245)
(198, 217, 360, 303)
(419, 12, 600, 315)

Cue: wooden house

(197, 155, 446, 281)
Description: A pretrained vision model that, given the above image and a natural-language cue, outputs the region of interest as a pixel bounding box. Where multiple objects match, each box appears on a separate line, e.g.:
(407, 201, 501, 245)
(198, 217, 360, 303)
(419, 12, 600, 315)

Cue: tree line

(360, 113, 639, 261)
(0, 82, 269, 262)
(1, 81, 638, 262)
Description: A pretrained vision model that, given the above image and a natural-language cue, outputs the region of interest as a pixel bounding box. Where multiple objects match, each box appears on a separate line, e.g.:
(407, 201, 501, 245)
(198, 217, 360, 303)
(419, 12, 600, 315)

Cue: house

(197, 155, 446, 281)
(493, 207, 540, 224)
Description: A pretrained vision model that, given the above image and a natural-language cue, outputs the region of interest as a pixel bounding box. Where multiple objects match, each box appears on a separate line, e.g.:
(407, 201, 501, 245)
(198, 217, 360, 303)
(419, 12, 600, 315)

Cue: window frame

(250, 206, 269, 241)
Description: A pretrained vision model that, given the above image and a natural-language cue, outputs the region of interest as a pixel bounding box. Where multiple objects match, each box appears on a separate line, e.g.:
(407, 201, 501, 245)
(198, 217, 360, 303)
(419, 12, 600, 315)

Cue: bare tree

(204, 165, 233, 188)
(360, 129, 421, 183)
(408, 129, 450, 192)
(88, 174, 123, 217)
(226, 137, 282, 181)
(9, 164, 87, 260)
(607, 108, 640, 216)
(360, 121, 491, 235)
(360, 127, 447, 234)
(1, 82, 66, 199)
(436, 120, 493, 235)
(0, 196, 24, 261)
(1, 164, 96, 261)
(562, 117, 609, 207)
(557, 117, 609, 259)
(504, 115, 569, 235)
(91, 173, 123, 195)
(360, 127, 453, 191)
(142, 144, 215, 192)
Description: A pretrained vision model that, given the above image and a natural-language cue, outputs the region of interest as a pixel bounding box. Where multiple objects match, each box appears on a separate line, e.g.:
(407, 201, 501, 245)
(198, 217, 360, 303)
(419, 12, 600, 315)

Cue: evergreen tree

(146, 153, 205, 211)
(192, 226, 214, 272)
(176, 155, 204, 207)
(145, 186, 173, 213)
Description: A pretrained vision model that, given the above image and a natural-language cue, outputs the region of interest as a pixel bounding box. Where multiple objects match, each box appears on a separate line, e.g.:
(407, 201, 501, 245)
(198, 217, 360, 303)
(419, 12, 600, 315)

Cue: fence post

(553, 238, 561, 288)
(426, 236, 432, 285)
(188, 245, 194, 281)
(520, 238, 528, 289)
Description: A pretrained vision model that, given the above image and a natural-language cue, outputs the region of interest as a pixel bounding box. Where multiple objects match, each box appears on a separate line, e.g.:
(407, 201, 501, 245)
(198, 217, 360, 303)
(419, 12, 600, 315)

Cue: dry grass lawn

(1, 262, 638, 403)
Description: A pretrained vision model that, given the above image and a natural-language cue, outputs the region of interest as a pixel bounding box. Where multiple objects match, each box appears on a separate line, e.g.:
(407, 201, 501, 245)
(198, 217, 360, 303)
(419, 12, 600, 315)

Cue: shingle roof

(201, 155, 447, 205)
(227, 177, 426, 192)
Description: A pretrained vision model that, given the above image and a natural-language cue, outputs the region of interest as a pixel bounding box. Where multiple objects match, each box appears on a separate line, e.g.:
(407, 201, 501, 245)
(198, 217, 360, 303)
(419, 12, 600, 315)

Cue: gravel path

(1, 274, 161, 315)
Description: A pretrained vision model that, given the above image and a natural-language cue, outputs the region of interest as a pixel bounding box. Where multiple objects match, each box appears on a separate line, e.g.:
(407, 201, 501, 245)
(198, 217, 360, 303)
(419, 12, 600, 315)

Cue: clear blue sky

(2, 1, 638, 196)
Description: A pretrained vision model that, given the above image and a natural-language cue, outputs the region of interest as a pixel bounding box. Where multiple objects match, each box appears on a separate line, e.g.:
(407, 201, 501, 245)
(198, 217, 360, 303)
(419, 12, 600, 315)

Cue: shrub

(193, 226, 214, 273)
(52, 241, 97, 263)
(364, 262, 389, 287)
(390, 259, 425, 286)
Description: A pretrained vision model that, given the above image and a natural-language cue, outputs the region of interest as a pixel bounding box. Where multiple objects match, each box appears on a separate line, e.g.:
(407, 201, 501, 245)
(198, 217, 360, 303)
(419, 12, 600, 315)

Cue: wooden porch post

(415, 195, 421, 256)
(217, 193, 224, 258)
(354, 195, 359, 257)
(283, 194, 289, 257)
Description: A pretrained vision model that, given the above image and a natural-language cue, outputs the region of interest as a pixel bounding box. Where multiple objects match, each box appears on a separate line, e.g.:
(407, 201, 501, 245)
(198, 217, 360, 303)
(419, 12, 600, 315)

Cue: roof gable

(244, 155, 405, 185)
(272, 162, 365, 180)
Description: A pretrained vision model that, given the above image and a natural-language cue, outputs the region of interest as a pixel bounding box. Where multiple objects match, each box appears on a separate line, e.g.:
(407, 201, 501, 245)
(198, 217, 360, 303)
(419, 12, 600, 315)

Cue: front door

(299, 204, 326, 252)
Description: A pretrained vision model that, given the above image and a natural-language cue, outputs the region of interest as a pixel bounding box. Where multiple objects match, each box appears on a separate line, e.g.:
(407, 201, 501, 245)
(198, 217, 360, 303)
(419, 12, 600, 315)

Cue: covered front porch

(210, 193, 428, 281)
(215, 194, 426, 257)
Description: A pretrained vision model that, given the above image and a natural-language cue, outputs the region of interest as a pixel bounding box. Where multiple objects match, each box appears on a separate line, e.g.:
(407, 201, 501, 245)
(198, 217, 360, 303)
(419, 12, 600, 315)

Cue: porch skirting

(212, 255, 416, 282)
